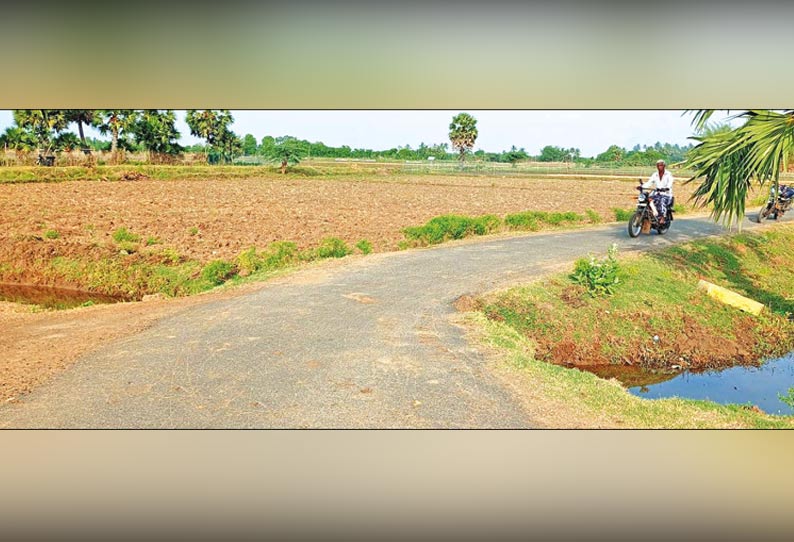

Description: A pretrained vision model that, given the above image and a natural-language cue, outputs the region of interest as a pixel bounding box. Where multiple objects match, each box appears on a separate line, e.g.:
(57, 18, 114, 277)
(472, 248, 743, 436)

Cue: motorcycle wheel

(628, 211, 643, 238)
(657, 219, 671, 235)
(757, 205, 772, 223)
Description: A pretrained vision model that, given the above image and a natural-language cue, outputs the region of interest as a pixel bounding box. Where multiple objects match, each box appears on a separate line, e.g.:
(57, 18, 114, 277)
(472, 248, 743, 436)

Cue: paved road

(0, 215, 767, 428)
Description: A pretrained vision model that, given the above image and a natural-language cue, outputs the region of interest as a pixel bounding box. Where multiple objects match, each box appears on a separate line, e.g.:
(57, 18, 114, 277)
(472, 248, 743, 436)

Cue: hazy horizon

(0, 110, 738, 157)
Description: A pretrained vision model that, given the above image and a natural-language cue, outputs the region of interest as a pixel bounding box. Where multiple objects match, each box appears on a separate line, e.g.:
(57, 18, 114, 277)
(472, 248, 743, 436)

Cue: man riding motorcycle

(642, 159, 674, 224)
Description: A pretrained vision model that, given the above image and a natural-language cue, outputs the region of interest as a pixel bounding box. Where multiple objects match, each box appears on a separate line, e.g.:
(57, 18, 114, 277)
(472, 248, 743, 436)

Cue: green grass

(472, 313, 793, 428)
(112, 227, 140, 243)
(402, 214, 502, 247)
(356, 239, 373, 255)
(613, 208, 634, 221)
(585, 209, 602, 224)
(145, 236, 161, 246)
(43, 229, 60, 240)
(313, 237, 353, 259)
(481, 227, 794, 372)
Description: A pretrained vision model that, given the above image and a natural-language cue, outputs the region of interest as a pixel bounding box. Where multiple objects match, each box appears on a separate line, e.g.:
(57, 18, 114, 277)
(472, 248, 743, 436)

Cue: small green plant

(315, 237, 352, 259)
(43, 229, 60, 239)
(571, 244, 621, 297)
(80, 300, 95, 307)
(159, 247, 182, 264)
(356, 239, 373, 255)
(145, 236, 162, 246)
(585, 209, 602, 224)
(188, 227, 199, 236)
(614, 208, 634, 222)
(201, 260, 236, 285)
(112, 227, 140, 243)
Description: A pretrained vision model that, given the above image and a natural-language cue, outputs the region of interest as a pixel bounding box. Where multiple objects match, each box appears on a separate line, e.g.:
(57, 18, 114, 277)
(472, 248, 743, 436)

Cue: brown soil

(0, 174, 699, 269)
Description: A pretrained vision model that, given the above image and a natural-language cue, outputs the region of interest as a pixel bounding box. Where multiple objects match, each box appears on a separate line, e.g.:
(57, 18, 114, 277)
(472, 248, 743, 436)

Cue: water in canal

(0, 283, 126, 310)
(586, 352, 794, 416)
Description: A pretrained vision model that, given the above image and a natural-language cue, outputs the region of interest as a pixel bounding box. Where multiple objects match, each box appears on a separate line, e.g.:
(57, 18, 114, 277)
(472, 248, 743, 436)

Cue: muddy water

(0, 283, 127, 309)
(585, 353, 794, 416)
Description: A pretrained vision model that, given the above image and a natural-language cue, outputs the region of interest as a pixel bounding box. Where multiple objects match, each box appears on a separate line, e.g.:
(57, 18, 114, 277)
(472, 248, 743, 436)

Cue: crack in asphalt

(0, 215, 768, 428)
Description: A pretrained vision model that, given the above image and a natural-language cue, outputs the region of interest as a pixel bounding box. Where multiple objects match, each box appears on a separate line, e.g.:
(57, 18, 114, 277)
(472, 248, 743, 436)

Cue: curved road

(0, 215, 767, 428)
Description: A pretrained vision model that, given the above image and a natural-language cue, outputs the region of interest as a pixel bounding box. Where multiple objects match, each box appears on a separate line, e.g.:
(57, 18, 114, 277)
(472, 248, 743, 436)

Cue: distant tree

(64, 110, 99, 150)
(242, 133, 258, 155)
(538, 145, 567, 162)
(185, 110, 236, 164)
(209, 130, 243, 164)
(259, 135, 276, 157)
(263, 136, 307, 173)
(0, 126, 38, 152)
(502, 145, 529, 166)
(13, 110, 68, 156)
(449, 113, 478, 162)
(595, 144, 626, 163)
(54, 132, 81, 153)
(97, 110, 138, 156)
(132, 110, 183, 160)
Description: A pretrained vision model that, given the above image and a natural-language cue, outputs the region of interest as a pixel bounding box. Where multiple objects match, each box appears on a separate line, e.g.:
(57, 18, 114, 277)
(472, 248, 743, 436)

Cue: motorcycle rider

(642, 159, 674, 224)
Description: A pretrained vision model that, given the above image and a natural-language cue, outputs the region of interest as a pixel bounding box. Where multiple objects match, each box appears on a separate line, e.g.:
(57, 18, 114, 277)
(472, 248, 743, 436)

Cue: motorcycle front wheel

(757, 204, 772, 223)
(628, 211, 643, 238)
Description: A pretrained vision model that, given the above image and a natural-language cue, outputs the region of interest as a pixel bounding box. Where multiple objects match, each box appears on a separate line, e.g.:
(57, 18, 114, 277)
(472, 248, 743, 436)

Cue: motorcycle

(757, 183, 794, 223)
(627, 181, 674, 238)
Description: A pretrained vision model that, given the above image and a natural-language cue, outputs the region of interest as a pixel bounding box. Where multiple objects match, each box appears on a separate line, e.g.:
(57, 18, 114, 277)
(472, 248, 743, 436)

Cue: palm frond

(683, 110, 794, 225)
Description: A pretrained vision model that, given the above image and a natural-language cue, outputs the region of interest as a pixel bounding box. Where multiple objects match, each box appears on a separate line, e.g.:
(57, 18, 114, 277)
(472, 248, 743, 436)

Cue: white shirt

(643, 170, 674, 197)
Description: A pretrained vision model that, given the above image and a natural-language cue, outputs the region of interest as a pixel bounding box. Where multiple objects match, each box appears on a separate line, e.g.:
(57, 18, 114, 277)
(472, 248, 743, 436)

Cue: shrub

(504, 211, 545, 231)
(315, 237, 352, 259)
(356, 239, 373, 255)
(585, 209, 602, 224)
(402, 214, 501, 246)
(201, 260, 236, 285)
(614, 208, 634, 222)
(112, 227, 140, 243)
(236, 246, 263, 273)
(263, 241, 299, 268)
(571, 244, 621, 297)
(546, 211, 583, 225)
(44, 229, 60, 239)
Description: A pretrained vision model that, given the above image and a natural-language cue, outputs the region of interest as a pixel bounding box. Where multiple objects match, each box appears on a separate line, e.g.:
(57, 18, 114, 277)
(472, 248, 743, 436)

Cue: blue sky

(0, 110, 737, 157)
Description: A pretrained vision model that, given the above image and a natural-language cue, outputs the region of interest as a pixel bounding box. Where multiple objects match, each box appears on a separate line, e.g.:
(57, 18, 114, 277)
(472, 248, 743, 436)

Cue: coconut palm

(682, 109, 794, 225)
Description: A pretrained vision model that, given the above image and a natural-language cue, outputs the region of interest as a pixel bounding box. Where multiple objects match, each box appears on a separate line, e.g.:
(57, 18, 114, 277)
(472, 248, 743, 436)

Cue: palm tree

(13, 110, 68, 155)
(449, 113, 478, 162)
(682, 110, 794, 225)
(64, 110, 98, 151)
(96, 110, 138, 156)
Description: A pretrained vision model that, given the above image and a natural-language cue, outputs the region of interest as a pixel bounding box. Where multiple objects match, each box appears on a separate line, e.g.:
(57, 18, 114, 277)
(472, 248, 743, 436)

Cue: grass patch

(188, 227, 199, 236)
(43, 229, 60, 240)
(201, 260, 237, 286)
(613, 208, 634, 221)
(402, 214, 502, 246)
(145, 236, 161, 246)
(356, 239, 373, 255)
(585, 209, 602, 224)
(504, 210, 583, 231)
(481, 227, 794, 373)
(314, 237, 353, 259)
(112, 227, 140, 243)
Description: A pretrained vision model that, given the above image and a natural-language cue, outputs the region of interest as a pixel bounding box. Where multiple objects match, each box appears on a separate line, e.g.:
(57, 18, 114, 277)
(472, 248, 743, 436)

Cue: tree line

(0, 109, 694, 169)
